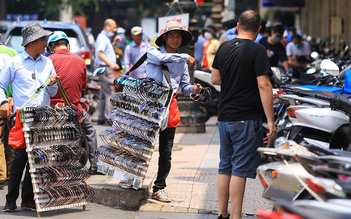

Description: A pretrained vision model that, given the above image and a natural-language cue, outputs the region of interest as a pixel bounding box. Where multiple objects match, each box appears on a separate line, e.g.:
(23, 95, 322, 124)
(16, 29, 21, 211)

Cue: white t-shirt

(286, 40, 311, 57)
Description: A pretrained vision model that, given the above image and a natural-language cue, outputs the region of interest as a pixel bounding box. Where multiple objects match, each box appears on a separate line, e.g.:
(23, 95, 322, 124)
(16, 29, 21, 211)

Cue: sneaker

(89, 168, 104, 175)
(118, 180, 132, 189)
(3, 201, 17, 212)
(152, 189, 171, 203)
(21, 202, 36, 211)
(218, 214, 230, 219)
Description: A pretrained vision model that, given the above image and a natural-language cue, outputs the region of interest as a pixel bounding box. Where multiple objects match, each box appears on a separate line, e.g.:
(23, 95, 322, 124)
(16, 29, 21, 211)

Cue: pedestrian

(202, 25, 220, 70)
(286, 34, 311, 78)
(194, 29, 206, 66)
(123, 26, 149, 78)
(259, 24, 289, 71)
(254, 19, 267, 43)
(0, 22, 59, 212)
(95, 18, 121, 125)
(211, 10, 276, 219)
(219, 19, 237, 44)
(147, 21, 202, 202)
(46, 31, 99, 175)
(0, 33, 18, 185)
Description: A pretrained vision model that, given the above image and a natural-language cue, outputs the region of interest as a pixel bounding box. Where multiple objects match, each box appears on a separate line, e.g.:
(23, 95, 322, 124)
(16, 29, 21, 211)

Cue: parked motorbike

(194, 67, 220, 122)
(258, 137, 351, 202)
(194, 66, 283, 122)
(82, 67, 105, 116)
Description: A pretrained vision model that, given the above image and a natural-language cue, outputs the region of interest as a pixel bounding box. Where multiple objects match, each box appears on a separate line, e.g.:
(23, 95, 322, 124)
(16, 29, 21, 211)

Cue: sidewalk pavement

(87, 116, 272, 217)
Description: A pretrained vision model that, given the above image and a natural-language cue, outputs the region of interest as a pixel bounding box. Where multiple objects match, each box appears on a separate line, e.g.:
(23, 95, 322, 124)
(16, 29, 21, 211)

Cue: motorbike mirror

(310, 51, 319, 59)
(306, 68, 317, 75)
(93, 67, 106, 77)
(320, 60, 339, 76)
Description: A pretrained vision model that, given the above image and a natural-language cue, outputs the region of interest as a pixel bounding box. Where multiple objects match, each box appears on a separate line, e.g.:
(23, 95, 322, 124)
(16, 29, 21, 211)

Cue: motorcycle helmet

(46, 31, 70, 54)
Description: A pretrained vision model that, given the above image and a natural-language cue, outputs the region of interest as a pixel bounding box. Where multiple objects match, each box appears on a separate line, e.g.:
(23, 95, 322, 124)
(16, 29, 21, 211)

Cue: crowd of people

(0, 10, 308, 219)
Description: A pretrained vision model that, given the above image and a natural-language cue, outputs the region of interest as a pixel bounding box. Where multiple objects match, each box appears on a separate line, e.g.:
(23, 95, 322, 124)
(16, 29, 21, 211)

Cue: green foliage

(132, 0, 165, 20)
(36, 0, 99, 20)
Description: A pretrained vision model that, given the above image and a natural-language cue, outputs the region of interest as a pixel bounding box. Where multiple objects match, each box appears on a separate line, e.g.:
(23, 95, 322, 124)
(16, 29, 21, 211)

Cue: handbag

(8, 109, 26, 149)
(167, 94, 180, 128)
(8, 78, 77, 150)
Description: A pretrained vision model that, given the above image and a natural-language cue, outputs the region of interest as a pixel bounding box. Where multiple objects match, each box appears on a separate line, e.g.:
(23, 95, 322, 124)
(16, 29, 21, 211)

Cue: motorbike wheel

(197, 105, 212, 123)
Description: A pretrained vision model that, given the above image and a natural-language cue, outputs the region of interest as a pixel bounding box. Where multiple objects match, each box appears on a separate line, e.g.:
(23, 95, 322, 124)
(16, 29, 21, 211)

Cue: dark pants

(80, 109, 98, 169)
(6, 149, 33, 203)
(0, 119, 14, 179)
(152, 127, 176, 193)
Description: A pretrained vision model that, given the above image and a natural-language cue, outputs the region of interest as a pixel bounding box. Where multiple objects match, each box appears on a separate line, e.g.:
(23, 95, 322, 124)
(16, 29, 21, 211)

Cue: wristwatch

(0, 100, 8, 106)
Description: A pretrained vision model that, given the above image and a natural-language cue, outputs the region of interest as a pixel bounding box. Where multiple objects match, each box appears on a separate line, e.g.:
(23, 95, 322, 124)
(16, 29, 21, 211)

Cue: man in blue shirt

(0, 33, 18, 187)
(0, 22, 58, 212)
(124, 26, 149, 78)
(147, 21, 202, 203)
(95, 18, 120, 125)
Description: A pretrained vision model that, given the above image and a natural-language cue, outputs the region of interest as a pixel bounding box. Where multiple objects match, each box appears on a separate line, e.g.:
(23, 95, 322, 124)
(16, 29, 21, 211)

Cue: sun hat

(131, 26, 143, 36)
(21, 22, 53, 47)
(155, 21, 192, 47)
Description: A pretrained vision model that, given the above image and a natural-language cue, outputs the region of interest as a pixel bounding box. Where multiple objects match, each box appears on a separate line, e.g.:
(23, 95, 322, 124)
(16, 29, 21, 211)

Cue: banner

(158, 13, 189, 35)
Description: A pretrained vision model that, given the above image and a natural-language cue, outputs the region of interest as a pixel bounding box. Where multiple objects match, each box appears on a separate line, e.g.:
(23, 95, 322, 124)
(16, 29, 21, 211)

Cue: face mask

(272, 35, 281, 43)
(294, 44, 301, 49)
(204, 32, 213, 40)
(106, 26, 115, 37)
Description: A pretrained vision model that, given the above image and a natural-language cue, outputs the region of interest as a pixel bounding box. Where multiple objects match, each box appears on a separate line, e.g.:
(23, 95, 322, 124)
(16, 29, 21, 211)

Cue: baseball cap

(131, 26, 142, 36)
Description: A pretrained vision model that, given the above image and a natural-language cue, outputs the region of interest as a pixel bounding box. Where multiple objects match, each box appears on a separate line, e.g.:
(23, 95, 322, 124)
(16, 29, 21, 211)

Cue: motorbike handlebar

(314, 93, 332, 101)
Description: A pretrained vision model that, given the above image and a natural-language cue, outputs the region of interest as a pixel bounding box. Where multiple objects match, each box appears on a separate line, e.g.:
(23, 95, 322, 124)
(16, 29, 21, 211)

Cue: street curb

(87, 174, 156, 210)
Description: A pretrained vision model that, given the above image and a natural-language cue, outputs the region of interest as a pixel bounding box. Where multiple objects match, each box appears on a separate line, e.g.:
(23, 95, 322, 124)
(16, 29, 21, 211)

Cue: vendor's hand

(110, 63, 120, 70)
(7, 97, 14, 112)
(48, 75, 61, 86)
(187, 55, 196, 66)
(0, 103, 11, 118)
(194, 83, 202, 93)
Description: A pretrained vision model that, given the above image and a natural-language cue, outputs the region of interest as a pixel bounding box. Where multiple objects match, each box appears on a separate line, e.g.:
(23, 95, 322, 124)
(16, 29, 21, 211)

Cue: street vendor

(145, 21, 202, 202)
(0, 22, 59, 212)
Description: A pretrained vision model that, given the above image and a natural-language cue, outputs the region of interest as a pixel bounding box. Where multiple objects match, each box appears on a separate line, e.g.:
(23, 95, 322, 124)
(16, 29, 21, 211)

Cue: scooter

(194, 66, 283, 122)
(194, 67, 220, 122)
(82, 67, 105, 116)
(258, 137, 351, 203)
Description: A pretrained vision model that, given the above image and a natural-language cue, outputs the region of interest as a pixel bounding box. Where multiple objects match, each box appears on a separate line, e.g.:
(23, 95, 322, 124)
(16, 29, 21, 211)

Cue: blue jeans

(218, 119, 263, 179)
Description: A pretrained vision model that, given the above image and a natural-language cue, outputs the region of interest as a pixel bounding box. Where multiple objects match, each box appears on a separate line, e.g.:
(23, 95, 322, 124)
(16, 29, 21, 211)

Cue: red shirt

(49, 49, 87, 112)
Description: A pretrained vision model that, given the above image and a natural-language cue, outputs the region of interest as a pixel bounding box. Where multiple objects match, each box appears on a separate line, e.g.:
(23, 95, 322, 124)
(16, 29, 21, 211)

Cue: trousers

(97, 66, 115, 122)
(6, 149, 34, 203)
(152, 127, 176, 193)
(0, 119, 14, 179)
(80, 109, 98, 169)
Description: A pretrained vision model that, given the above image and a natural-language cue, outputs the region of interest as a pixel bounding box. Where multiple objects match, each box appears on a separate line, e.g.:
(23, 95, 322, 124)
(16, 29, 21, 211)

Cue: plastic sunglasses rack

(97, 74, 173, 190)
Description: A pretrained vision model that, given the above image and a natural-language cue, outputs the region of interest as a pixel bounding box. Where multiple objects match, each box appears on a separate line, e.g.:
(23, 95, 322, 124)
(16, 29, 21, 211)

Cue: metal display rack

(96, 75, 172, 189)
(23, 106, 95, 217)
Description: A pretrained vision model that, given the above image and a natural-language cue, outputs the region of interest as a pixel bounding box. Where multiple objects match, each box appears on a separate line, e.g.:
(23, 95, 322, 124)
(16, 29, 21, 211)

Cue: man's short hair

(273, 24, 285, 35)
(55, 39, 68, 47)
(292, 34, 301, 41)
(260, 19, 267, 34)
(238, 10, 261, 33)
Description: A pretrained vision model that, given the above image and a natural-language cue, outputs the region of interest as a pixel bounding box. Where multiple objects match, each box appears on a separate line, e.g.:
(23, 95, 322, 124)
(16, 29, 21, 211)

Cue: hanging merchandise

(96, 74, 173, 189)
(19, 78, 94, 217)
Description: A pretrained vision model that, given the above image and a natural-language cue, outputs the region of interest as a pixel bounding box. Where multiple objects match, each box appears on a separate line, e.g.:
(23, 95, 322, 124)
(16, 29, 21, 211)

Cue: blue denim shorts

(218, 119, 263, 179)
